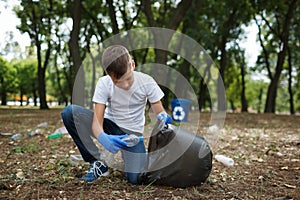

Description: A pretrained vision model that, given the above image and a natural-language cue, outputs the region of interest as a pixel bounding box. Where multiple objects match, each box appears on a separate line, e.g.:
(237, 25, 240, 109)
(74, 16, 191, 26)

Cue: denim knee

(61, 105, 74, 121)
(61, 105, 72, 120)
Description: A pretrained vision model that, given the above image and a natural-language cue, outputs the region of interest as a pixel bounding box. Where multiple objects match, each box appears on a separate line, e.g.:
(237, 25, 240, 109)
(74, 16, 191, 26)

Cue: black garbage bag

(138, 120, 213, 188)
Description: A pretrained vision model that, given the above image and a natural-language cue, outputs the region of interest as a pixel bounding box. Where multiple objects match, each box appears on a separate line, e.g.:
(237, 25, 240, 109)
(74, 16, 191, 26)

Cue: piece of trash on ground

(53, 126, 68, 134)
(1, 132, 13, 136)
(208, 124, 219, 134)
(11, 133, 23, 141)
(28, 129, 41, 137)
(37, 122, 48, 127)
(215, 154, 234, 167)
(69, 154, 84, 165)
(46, 132, 66, 139)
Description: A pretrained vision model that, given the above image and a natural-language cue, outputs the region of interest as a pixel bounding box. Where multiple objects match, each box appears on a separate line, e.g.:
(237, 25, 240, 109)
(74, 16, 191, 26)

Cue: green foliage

(0, 0, 299, 113)
(0, 57, 17, 100)
(12, 59, 38, 101)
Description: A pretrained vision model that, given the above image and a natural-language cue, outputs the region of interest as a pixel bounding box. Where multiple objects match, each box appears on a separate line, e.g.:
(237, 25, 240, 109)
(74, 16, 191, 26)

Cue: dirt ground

(0, 107, 299, 200)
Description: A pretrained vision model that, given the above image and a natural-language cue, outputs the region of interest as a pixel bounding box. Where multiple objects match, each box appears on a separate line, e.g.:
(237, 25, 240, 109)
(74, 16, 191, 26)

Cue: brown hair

(102, 45, 131, 79)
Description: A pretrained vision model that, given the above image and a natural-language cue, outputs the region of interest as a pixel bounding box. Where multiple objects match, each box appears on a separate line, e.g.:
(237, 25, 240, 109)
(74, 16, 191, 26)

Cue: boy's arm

(150, 100, 165, 115)
(92, 103, 127, 154)
(92, 103, 106, 138)
(150, 100, 172, 124)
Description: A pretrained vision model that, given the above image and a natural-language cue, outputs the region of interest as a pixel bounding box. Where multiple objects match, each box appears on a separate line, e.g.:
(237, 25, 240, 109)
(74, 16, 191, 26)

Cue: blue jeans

(61, 104, 146, 184)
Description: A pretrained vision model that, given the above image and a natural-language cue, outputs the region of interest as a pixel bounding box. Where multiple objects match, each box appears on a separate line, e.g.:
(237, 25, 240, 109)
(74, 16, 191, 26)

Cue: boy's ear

(131, 60, 136, 70)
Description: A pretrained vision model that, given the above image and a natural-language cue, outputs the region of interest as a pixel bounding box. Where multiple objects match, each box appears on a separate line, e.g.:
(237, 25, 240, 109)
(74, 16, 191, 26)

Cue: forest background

(0, 0, 299, 114)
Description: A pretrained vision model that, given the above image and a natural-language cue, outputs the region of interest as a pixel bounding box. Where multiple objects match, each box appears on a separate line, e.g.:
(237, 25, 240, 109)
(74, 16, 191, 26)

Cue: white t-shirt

(93, 71, 164, 133)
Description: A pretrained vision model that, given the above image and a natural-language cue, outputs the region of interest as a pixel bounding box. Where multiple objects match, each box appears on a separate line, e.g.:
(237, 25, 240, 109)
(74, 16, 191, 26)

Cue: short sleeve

(92, 76, 111, 104)
(144, 76, 164, 103)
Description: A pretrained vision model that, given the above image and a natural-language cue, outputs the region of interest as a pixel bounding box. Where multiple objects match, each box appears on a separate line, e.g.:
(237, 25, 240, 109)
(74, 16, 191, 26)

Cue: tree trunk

(264, 0, 297, 113)
(0, 76, 7, 105)
(31, 5, 49, 109)
(217, 8, 238, 112)
(240, 63, 248, 112)
(257, 87, 263, 113)
(107, 0, 119, 34)
(174, 60, 190, 98)
(154, 48, 170, 110)
(37, 64, 48, 109)
(287, 47, 294, 115)
(89, 51, 96, 110)
(218, 39, 227, 112)
(198, 63, 212, 111)
(68, 0, 84, 106)
(54, 55, 68, 108)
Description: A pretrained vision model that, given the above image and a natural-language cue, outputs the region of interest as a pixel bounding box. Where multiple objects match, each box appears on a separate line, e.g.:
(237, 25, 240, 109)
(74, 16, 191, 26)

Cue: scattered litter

(27, 129, 41, 137)
(1, 132, 13, 136)
(70, 154, 83, 161)
(11, 133, 23, 141)
(46, 132, 64, 139)
(69, 154, 84, 165)
(53, 126, 68, 134)
(37, 122, 48, 127)
(215, 154, 234, 167)
(207, 124, 219, 134)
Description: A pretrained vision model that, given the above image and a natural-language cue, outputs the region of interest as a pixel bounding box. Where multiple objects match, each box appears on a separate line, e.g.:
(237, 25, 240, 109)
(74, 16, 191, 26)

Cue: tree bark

(1, 76, 7, 105)
(264, 0, 297, 113)
(31, 5, 49, 109)
(107, 0, 119, 34)
(68, 0, 84, 106)
(287, 46, 294, 115)
(240, 62, 248, 112)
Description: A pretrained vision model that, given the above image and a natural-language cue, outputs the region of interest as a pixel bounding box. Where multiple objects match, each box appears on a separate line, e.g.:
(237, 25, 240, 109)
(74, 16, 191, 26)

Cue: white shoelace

(92, 161, 106, 177)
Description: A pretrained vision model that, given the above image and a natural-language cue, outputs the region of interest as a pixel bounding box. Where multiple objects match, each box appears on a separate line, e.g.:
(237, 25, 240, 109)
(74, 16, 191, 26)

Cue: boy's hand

(97, 132, 127, 154)
(157, 111, 172, 124)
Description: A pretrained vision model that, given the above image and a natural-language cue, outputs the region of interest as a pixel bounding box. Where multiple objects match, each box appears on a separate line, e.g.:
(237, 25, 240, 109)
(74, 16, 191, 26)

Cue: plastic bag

(138, 120, 213, 188)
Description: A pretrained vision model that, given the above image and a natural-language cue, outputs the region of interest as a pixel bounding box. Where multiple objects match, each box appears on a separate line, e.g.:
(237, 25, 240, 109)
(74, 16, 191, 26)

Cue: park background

(0, 0, 299, 114)
(0, 0, 299, 199)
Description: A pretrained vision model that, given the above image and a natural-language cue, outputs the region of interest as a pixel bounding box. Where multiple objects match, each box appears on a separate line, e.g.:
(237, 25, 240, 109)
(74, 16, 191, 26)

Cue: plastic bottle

(37, 122, 48, 127)
(122, 134, 143, 147)
(208, 124, 219, 134)
(215, 154, 234, 167)
(11, 133, 23, 141)
(69, 154, 84, 165)
(46, 132, 63, 139)
(28, 129, 41, 137)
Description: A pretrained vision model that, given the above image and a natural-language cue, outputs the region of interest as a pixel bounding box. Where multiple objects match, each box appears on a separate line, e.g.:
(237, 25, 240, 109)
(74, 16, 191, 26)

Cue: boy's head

(102, 45, 132, 79)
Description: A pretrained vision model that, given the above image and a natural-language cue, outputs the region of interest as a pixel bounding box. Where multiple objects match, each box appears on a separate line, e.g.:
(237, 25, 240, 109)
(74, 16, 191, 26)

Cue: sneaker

(81, 161, 109, 182)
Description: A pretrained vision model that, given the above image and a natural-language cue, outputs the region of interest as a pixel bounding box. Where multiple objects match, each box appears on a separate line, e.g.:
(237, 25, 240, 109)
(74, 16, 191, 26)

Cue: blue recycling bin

(171, 98, 192, 122)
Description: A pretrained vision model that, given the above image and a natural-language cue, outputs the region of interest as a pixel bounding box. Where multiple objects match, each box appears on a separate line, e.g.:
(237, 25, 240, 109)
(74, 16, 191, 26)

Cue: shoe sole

(102, 170, 110, 176)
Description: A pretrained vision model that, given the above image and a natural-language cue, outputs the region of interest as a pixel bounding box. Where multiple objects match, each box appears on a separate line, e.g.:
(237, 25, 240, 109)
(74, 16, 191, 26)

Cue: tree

(15, 0, 60, 109)
(0, 57, 16, 105)
(13, 59, 38, 106)
(255, 0, 298, 113)
(141, 0, 193, 109)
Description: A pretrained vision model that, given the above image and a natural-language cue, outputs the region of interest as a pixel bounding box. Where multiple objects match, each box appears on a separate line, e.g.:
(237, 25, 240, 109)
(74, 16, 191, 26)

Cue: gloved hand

(157, 111, 172, 124)
(97, 132, 128, 154)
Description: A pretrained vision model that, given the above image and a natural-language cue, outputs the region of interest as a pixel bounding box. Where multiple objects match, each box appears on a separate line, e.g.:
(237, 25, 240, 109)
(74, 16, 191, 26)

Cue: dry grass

(0, 107, 299, 199)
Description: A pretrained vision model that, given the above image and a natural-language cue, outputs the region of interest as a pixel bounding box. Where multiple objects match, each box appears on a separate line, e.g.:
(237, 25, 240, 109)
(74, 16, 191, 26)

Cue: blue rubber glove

(97, 132, 128, 154)
(157, 111, 172, 124)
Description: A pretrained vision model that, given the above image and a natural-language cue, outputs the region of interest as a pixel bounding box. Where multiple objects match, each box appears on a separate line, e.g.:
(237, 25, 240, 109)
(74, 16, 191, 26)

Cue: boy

(61, 45, 172, 184)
